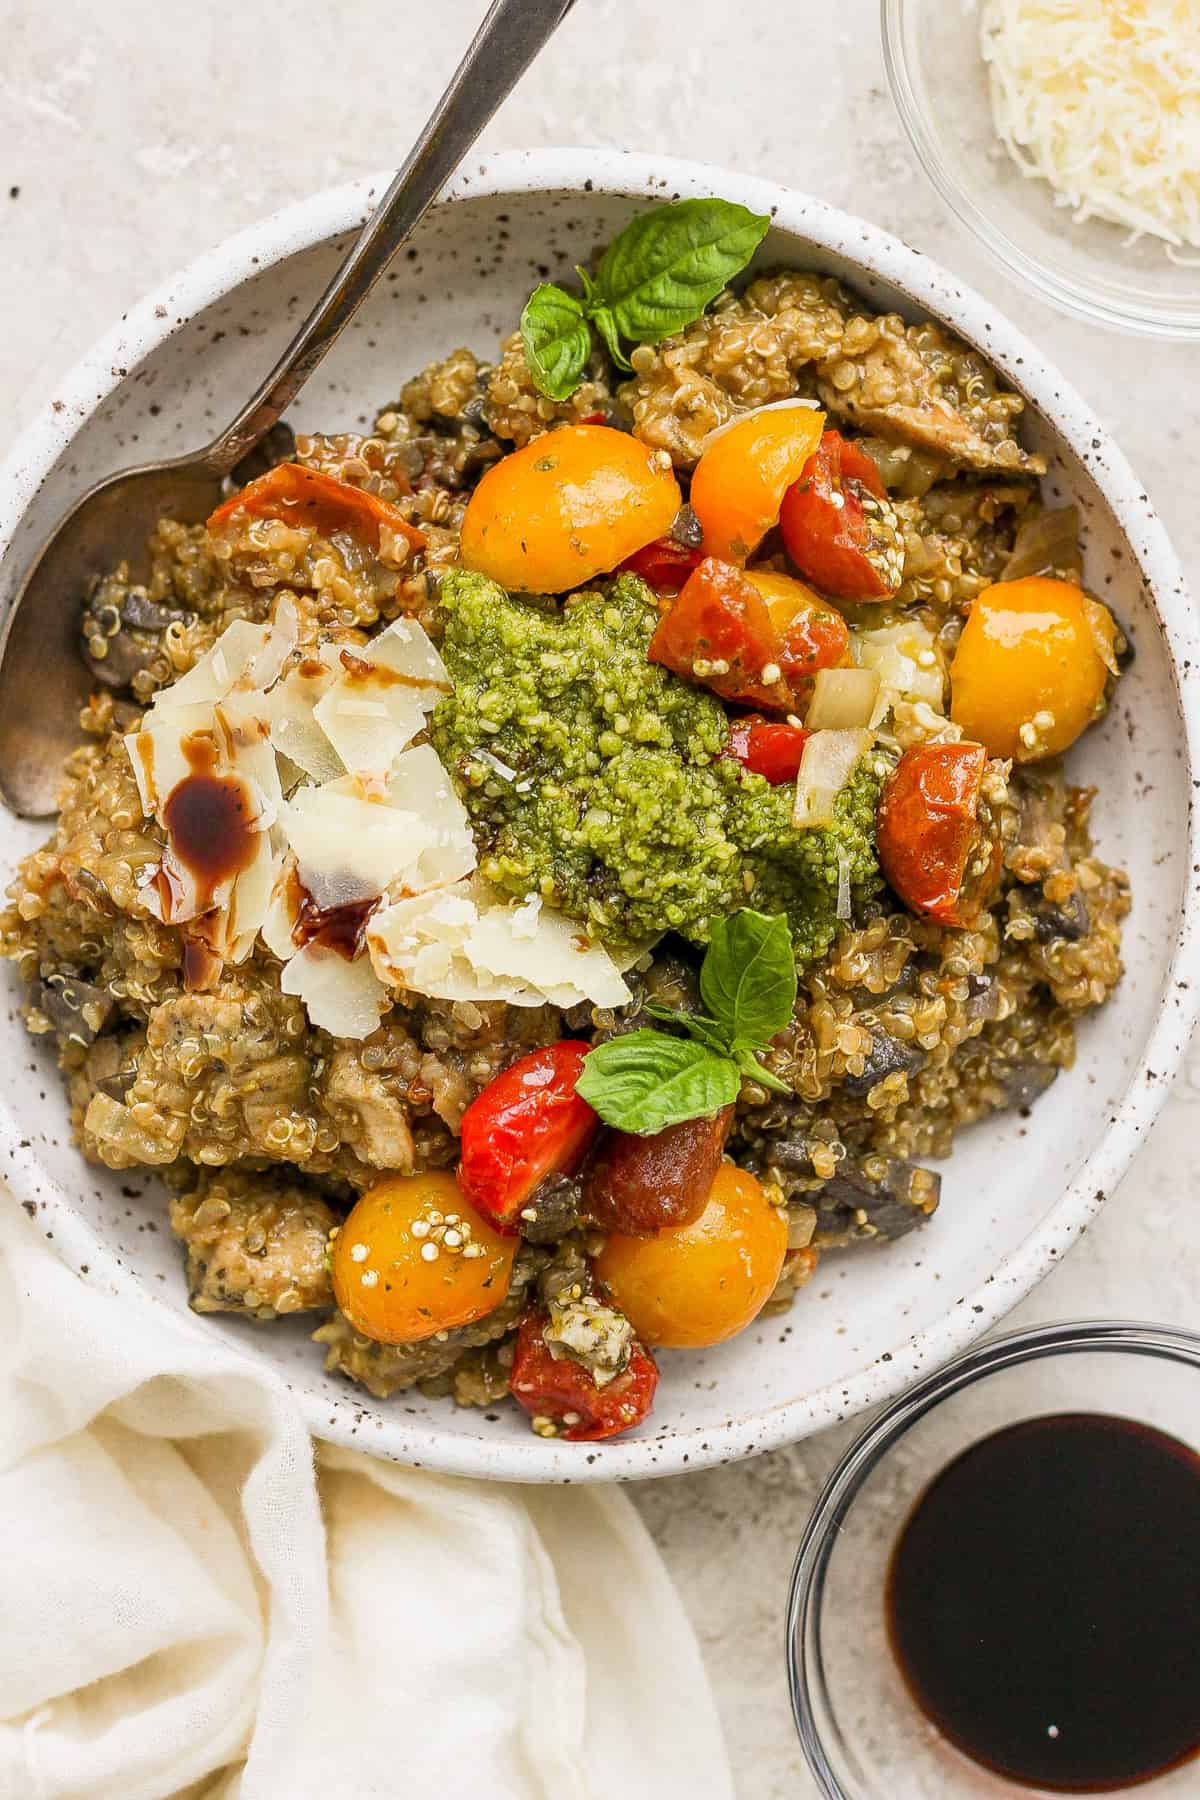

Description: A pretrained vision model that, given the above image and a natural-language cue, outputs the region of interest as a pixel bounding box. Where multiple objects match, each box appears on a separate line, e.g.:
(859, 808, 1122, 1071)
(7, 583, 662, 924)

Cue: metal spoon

(0, 0, 575, 817)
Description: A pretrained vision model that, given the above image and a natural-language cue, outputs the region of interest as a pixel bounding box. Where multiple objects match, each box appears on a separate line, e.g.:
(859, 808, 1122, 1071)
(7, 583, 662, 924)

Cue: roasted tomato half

(726, 715, 810, 785)
(619, 534, 704, 593)
(876, 741, 1002, 928)
(779, 430, 902, 600)
(648, 558, 848, 712)
(508, 1312, 659, 1441)
(458, 1042, 599, 1233)
(583, 1107, 735, 1236)
(207, 463, 426, 554)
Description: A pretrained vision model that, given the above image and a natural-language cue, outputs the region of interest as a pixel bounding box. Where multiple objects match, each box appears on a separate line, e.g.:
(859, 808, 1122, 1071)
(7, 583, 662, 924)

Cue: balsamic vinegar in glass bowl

(886, 1413, 1200, 1793)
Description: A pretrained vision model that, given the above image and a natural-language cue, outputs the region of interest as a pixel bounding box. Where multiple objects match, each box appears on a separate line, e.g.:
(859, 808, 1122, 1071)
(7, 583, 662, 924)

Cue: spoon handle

(204, 0, 577, 474)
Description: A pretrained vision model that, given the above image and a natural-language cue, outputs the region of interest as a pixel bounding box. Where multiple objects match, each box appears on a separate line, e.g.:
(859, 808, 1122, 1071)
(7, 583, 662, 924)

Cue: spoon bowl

(0, 459, 223, 815)
(0, 0, 574, 819)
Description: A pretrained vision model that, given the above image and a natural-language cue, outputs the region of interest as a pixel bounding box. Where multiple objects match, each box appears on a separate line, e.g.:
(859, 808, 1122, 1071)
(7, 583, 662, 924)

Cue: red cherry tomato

(648, 558, 788, 707)
(458, 1042, 599, 1233)
(508, 1312, 659, 1441)
(583, 1107, 734, 1236)
(207, 462, 426, 553)
(876, 742, 1002, 927)
(648, 559, 849, 712)
(620, 535, 705, 593)
(727, 715, 810, 784)
(779, 430, 901, 601)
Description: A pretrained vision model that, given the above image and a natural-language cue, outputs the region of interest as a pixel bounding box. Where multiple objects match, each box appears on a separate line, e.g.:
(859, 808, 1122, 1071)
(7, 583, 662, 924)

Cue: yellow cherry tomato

(950, 576, 1117, 762)
(331, 1171, 515, 1345)
(593, 1163, 787, 1349)
(689, 403, 826, 564)
(459, 423, 681, 593)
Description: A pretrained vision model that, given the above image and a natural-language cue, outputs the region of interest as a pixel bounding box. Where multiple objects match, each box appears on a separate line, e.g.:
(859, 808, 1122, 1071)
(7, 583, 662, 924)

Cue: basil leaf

(701, 908, 797, 1045)
(594, 198, 770, 348)
(576, 1030, 740, 1135)
(590, 303, 630, 372)
(520, 283, 592, 401)
(644, 1004, 730, 1052)
(732, 1042, 792, 1095)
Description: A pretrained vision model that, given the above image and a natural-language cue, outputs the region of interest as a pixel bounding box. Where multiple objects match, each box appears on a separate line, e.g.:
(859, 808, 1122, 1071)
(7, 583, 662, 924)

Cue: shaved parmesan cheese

(157, 619, 273, 712)
(226, 832, 281, 964)
(368, 880, 631, 1010)
(312, 670, 426, 789)
(982, 0, 1200, 251)
(308, 617, 449, 790)
(364, 617, 452, 703)
(261, 859, 300, 963)
(281, 942, 390, 1039)
(124, 701, 214, 815)
(281, 780, 439, 909)
(213, 691, 283, 830)
(266, 661, 344, 784)
(383, 745, 477, 890)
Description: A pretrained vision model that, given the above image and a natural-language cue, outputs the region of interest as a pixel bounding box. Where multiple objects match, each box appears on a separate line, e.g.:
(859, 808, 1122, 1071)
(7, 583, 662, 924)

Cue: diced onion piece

(804, 666, 880, 731)
(853, 621, 945, 729)
(281, 942, 389, 1039)
(793, 728, 873, 829)
(835, 852, 852, 923)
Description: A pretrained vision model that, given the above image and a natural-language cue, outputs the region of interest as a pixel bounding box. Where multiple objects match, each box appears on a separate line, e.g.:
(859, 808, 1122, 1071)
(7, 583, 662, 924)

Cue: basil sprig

(575, 909, 796, 1136)
(520, 197, 770, 403)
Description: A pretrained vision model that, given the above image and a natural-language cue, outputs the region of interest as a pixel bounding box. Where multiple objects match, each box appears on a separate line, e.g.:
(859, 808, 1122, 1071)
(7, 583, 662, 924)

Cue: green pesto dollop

(430, 569, 882, 957)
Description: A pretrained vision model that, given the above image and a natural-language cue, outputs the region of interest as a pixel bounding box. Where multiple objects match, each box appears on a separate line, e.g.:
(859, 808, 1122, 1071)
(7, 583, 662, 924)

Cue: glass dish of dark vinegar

(887, 1414, 1200, 1792)
(788, 1324, 1200, 1800)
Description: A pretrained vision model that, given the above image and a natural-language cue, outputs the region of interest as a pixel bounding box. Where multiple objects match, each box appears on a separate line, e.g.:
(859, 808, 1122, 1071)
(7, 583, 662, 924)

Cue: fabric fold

(0, 1196, 733, 1800)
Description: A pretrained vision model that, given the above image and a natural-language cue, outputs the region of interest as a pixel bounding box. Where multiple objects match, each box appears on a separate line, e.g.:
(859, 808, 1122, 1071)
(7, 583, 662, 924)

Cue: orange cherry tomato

(593, 1163, 787, 1349)
(508, 1312, 659, 1441)
(779, 429, 902, 600)
(950, 576, 1116, 762)
(207, 463, 426, 553)
(876, 741, 1002, 927)
(690, 403, 826, 563)
(459, 424, 681, 593)
(743, 570, 851, 688)
(648, 559, 847, 712)
(331, 1171, 515, 1345)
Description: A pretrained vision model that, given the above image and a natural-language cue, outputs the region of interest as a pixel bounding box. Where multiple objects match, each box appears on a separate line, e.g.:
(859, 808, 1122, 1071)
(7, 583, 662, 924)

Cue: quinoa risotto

(1, 198, 1129, 1442)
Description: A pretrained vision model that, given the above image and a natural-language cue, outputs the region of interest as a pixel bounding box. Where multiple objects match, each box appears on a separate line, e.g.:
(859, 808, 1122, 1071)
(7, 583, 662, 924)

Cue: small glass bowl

(788, 1321, 1200, 1797)
(880, 0, 1200, 339)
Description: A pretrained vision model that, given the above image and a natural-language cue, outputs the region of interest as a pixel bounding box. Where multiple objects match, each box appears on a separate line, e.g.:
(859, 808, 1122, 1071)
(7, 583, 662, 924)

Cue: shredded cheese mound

(981, 0, 1200, 250)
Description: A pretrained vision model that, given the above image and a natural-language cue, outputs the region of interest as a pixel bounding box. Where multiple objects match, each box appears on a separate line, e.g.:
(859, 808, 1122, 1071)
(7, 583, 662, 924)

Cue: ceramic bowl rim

(2, 146, 1198, 1482)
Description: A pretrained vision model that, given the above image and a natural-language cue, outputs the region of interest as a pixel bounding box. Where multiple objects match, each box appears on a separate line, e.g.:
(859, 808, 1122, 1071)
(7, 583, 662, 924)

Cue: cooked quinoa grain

(0, 230, 1127, 1430)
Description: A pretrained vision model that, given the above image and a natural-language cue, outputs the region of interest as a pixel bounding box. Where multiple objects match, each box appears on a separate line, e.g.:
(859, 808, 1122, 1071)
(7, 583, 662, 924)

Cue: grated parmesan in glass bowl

(881, 0, 1200, 339)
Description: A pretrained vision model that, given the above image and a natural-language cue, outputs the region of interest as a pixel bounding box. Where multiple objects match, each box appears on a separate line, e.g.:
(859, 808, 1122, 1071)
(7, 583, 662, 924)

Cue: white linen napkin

(0, 1194, 733, 1800)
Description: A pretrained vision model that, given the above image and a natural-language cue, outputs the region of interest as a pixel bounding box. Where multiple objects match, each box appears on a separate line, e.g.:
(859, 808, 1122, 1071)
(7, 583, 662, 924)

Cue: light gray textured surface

(2, 3, 1198, 1794)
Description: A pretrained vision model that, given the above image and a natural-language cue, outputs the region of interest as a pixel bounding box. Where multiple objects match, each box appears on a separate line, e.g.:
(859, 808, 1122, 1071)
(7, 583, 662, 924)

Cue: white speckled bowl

(2, 150, 1197, 1482)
